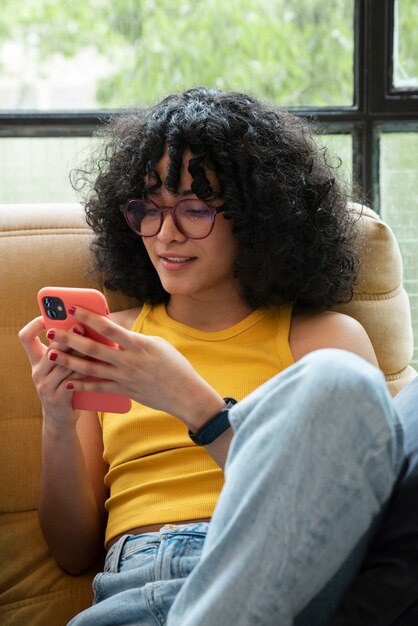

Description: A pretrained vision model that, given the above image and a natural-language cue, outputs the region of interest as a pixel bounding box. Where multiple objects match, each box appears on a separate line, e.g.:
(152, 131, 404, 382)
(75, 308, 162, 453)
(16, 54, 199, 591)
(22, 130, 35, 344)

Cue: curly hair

(72, 87, 361, 309)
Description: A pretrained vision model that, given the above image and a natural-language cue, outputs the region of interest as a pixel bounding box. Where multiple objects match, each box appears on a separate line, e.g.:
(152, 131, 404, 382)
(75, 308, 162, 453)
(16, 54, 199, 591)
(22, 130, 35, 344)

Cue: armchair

(0, 202, 415, 625)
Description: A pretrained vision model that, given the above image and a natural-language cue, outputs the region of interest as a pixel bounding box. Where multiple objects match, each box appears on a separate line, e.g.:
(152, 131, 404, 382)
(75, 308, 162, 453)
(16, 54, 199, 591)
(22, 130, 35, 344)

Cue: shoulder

(110, 306, 142, 330)
(289, 309, 378, 366)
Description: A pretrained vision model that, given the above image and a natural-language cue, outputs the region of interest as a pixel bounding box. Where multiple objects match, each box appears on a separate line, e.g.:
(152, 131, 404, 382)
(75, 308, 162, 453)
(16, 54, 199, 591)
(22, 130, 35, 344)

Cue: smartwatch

(188, 397, 237, 446)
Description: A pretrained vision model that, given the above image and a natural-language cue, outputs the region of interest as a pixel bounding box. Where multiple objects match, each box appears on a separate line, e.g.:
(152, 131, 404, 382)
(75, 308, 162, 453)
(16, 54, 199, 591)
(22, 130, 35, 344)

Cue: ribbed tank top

(100, 303, 294, 545)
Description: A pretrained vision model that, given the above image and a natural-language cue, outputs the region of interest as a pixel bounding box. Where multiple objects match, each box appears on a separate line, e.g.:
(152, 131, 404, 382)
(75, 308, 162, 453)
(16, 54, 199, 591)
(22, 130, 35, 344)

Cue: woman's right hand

(19, 316, 108, 574)
(18, 316, 79, 425)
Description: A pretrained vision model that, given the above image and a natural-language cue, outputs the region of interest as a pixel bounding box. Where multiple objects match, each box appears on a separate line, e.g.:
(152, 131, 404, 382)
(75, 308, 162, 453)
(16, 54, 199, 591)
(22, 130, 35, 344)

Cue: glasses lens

(125, 200, 161, 236)
(176, 200, 214, 238)
(123, 199, 216, 238)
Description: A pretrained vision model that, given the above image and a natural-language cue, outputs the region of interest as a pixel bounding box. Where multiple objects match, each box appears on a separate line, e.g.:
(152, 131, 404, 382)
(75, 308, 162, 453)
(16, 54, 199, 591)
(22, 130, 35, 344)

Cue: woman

(19, 88, 404, 625)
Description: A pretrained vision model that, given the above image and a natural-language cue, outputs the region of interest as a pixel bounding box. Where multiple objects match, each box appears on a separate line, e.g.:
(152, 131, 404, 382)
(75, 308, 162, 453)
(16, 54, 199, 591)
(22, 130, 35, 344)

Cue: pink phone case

(38, 287, 131, 414)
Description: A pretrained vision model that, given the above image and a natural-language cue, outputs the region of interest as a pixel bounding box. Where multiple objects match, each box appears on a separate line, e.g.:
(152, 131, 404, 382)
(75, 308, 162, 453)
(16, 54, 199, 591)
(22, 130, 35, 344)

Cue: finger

(68, 306, 136, 350)
(39, 363, 77, 391)
(47, 348, 115, 380)
(33, 347, 75, 384)
(46, 324, 85, 340)
(46, 327, 122, 367)
(46, 325, 84, 355)
(18, 316, 47, 364)
(38, 372, 76, 409)
(65, 378, 121, 394)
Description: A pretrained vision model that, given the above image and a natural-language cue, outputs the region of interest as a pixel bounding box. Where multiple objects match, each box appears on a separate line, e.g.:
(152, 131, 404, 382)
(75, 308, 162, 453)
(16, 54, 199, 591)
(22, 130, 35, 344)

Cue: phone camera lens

(42, 295, 66, 320)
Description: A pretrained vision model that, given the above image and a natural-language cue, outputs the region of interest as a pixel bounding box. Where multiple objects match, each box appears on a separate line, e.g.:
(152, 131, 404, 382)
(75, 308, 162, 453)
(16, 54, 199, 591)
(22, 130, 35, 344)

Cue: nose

(156, 211, 187, 243)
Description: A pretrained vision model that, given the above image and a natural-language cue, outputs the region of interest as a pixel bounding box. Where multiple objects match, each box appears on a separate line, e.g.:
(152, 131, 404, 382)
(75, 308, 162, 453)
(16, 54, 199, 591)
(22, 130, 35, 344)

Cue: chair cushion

(333, 204, 416, 396)
(0, 204, 133, 625)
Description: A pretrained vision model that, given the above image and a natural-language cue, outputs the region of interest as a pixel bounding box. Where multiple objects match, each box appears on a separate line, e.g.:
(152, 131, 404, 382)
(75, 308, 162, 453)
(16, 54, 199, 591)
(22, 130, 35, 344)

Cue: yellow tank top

(100, 303, 294, 545)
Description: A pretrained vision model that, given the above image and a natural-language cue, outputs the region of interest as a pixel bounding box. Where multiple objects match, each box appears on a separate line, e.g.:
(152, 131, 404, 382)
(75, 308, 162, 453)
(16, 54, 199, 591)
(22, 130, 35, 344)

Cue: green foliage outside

(395, 1, 418, 87)
(0, 0, 355, 108)
(1, 1, 418, 107)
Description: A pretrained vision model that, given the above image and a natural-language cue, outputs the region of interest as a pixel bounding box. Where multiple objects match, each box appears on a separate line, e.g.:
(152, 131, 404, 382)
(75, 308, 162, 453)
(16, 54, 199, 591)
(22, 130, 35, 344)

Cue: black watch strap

(188, 397, 237, 446)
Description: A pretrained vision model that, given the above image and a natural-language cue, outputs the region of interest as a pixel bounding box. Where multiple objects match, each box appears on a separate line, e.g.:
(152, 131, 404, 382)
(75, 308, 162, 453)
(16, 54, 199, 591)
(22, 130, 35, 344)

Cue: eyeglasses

(120, 198, 224, 240)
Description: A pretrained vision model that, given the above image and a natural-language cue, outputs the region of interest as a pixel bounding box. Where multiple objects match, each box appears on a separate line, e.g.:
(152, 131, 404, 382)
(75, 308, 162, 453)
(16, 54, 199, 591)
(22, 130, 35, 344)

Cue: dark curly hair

(72, 87, 361, 309)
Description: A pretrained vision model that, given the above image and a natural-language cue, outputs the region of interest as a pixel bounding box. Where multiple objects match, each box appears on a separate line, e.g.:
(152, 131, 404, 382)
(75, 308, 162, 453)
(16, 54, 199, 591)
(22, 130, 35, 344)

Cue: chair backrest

(333, 203, 416, 396)
(0, 203, 136, 626)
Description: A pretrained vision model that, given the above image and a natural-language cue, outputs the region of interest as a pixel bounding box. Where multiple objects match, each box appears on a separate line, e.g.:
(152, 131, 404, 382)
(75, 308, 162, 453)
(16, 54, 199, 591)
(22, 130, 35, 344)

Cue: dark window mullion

(367, 0, 389, 114)
(351, 0, 368, 204)
(369, 0, 418, 109)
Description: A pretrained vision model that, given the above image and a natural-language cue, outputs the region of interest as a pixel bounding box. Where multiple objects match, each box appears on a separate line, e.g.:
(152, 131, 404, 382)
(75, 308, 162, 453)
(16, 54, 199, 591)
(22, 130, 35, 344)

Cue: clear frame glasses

(120, 198, 224, 239)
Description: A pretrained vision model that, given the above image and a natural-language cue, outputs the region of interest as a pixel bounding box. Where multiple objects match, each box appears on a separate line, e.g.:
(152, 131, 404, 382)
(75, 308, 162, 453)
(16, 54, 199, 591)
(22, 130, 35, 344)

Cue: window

(0, 0, 354, 110)
(1, 0, 417, 362)
(0, 0, 356, 203)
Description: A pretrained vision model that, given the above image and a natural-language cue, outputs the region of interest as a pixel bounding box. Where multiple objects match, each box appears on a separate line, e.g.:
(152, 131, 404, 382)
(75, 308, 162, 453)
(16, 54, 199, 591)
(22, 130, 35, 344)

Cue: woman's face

(140, 150, 240, 305)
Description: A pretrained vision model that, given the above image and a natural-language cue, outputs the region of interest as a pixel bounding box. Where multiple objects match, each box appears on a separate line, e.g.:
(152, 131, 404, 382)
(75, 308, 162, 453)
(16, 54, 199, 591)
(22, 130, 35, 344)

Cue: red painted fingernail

(46, 330, 55, 340)
(66, 382, 74, 390)
(68, 306, 76, 316)
(49, 351, 58, 362)
(73, 326, 83, 335)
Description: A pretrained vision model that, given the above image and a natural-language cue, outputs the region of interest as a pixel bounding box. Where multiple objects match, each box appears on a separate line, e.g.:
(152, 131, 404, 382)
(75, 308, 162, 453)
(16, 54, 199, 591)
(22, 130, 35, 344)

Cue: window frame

(0, 0, 417, 212)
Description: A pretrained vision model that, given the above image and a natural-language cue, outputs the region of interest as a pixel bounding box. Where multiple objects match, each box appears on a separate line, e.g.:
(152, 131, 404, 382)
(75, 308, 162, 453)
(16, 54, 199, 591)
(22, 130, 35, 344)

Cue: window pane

(318, 134, 353, 187)
(380, 133, 418, 368)
(393, 0, 418, 89)
(0, 0, 354, 110)
(0, 138, 92, 203)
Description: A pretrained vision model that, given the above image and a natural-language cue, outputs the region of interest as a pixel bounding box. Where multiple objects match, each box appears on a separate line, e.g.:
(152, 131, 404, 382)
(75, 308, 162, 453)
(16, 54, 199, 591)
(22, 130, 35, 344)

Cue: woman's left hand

(44, 307, 225, 429)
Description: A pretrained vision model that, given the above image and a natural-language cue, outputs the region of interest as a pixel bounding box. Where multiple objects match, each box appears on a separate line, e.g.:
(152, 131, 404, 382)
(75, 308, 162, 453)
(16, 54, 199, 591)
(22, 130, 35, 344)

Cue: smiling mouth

(160, 256, 195, 263)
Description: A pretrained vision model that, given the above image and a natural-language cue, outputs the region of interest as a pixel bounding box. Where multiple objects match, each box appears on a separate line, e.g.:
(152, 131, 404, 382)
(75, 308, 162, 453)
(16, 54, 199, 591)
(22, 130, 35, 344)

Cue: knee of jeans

(297, 349, 395, 452)
(299, 348, 386, 401)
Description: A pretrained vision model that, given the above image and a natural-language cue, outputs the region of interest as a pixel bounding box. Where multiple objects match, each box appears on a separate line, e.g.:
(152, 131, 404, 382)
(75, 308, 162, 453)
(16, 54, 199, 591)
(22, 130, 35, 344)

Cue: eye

(137, 200, 161, 218)
(143, 207, 160, 217)
(185, 208, 211, 218)
(180, 201, 213, 220)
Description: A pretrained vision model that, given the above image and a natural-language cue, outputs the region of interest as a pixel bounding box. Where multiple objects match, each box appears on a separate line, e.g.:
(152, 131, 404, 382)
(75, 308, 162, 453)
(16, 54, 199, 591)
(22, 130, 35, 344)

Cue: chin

(160, 280, 196, 296)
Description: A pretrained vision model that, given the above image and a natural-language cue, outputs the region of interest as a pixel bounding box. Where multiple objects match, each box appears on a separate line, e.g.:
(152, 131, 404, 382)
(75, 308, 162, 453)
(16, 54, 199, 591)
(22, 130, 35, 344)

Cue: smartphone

(38, 287, 131, 414)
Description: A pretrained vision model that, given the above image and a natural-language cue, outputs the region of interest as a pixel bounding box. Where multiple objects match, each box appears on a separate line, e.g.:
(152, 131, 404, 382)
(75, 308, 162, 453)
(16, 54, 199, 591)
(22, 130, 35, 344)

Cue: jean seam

(104, 534, 132, 573)
(144, 582, 168, 626)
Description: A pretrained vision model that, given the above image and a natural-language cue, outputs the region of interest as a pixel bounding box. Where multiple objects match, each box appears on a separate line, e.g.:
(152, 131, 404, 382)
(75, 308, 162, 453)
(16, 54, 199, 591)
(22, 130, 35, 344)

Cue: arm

(39, 409, 108, 575)
(289, 310, 379, 366)
(19, 317, 108, 575)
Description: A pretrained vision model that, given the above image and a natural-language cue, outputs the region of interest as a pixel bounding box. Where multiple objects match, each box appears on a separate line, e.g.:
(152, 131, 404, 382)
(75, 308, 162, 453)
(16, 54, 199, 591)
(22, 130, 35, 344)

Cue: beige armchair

(0, 202, 415, 625)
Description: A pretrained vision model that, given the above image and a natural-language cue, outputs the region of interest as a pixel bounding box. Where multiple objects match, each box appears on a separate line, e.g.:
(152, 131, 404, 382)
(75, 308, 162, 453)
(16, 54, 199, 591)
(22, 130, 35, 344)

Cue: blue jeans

(68, 349, 405, 626)
(68, 523, 208, 625)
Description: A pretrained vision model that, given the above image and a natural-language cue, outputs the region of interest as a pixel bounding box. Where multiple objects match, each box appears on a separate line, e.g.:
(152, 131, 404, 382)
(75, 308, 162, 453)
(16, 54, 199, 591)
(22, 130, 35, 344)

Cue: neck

(166, 293, 255, 331)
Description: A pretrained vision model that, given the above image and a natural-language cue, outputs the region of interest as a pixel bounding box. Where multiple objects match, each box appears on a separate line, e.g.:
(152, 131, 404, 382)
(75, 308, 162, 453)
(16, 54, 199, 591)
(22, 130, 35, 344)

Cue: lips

(158, 254, 197, 270)
(162, 256, 194, 263)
